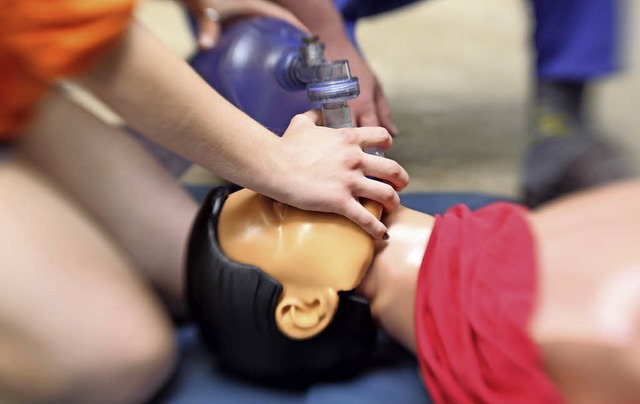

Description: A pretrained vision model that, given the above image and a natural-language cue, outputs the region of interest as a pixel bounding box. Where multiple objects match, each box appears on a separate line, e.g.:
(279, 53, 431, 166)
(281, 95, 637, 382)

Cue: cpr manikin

(186, 186, 379, 386)
(187, 180, 640, 400)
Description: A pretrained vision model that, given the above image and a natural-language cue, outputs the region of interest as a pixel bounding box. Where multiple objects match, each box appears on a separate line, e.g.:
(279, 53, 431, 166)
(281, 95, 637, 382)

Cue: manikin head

(186, 186, 378, 386)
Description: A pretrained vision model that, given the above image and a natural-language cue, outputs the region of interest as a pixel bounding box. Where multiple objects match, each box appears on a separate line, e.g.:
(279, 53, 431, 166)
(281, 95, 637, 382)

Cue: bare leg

(18, 89, 199, 313)
(0, 156, 174, 403)
(0, 88, 201, 401)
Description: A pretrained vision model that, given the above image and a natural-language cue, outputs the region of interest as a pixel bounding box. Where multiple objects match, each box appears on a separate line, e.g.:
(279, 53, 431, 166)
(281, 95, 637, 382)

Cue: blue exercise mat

(153, 188, 513, 403)
(156, 326, 428, 404)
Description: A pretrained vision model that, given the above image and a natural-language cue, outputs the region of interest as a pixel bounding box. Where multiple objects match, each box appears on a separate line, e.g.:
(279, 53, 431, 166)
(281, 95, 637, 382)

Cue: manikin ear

(275, 288, 339, 340)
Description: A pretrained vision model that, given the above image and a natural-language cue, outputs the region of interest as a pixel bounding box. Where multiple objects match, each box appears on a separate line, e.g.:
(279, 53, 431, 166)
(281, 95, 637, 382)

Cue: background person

(186, 0, 632, 206)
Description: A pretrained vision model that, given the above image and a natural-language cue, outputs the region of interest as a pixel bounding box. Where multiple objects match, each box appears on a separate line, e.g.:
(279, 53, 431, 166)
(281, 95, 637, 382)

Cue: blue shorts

(336, 0, 620, 80)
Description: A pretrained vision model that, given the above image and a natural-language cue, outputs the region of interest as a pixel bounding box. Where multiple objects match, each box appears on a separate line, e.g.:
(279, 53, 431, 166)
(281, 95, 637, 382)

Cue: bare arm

(79, 21, 408, 238)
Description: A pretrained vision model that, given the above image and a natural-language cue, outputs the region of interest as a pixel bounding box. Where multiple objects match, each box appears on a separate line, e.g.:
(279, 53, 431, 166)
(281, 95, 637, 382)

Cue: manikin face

(218, 189, 380, 339)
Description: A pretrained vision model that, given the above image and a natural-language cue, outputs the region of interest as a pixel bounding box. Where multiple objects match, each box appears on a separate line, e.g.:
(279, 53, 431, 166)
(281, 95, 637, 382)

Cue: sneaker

(523, 132, 631, 208)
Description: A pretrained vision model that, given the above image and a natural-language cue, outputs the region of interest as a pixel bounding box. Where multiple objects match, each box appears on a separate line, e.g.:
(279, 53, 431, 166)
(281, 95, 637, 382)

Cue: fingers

(299, 109, 322, 126)
(354, 126, 394, 152)
(361, 154, 409, 192)
(198, 8, 221, 49)
(353, 82, 398, 136)
(285, 110, 407, 238)
(340, 198, 388, 240)
(356, 109, 380, 129)
(374, 82, 399, 136)
(355, 178, 402, 213)
(352, 90, 379, 128)
(289, 116, 408, 192)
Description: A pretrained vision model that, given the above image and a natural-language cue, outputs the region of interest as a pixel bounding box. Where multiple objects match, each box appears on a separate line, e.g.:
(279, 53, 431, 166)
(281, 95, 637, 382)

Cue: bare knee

(0, 157, 178, 403)
(57, 306, 176, 404)
(1, 303, 176, 404)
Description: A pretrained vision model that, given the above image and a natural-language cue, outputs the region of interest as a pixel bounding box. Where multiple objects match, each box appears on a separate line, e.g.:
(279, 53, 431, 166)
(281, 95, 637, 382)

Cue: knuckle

(388, 163, 408, 186)
(358, 212, 375, 228)
(340, 128, 359, 145)
(381, 129, 393, 144)
(387, 132, 393, 148)
(343, 175, 360, 192)
(335, 192, 352, 208)
(371, 127, 392, 145)
(290, 114, 306, 125)
(328, 189, 352, 210)
(343, 151, 363, 170)
(381, 186, 398, 204)
(389, 165, 402, 180)
(388, 194, 401, 210)
(377, 126, 391, 136)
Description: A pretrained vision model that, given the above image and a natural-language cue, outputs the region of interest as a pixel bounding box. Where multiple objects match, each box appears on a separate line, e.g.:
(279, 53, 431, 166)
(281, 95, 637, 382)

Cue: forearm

(78, 17, 408, 239)
(271, 0, 352, 47)
(79, 20, 282, 195)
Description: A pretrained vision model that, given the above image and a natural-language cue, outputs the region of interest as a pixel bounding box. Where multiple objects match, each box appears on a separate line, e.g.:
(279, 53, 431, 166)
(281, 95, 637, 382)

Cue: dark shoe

(523, 133, 632, 208)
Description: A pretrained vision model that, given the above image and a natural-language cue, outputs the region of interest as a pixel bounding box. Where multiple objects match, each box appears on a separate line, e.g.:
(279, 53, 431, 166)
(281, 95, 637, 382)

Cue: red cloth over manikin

(415, 203, 563, 403)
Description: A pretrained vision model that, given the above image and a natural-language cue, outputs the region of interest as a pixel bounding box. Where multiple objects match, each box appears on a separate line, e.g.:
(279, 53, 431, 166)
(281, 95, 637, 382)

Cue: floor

(136, 0, 640, 199)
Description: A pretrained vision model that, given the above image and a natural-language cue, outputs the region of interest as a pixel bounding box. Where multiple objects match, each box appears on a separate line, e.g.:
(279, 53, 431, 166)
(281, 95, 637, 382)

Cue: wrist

(250, 133, 292, 202)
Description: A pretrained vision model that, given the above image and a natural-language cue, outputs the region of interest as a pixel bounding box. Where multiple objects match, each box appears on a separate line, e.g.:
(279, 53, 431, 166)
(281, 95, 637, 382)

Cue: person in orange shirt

(0, 1, 409, 402)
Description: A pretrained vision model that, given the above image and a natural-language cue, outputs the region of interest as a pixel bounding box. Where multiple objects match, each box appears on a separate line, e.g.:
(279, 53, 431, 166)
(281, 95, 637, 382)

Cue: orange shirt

(0, 0, 136, 139)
